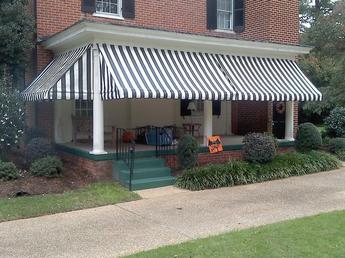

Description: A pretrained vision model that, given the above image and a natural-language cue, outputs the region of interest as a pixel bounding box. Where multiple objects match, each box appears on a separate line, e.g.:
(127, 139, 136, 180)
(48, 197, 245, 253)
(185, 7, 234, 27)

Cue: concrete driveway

(1, 168, 345, 258)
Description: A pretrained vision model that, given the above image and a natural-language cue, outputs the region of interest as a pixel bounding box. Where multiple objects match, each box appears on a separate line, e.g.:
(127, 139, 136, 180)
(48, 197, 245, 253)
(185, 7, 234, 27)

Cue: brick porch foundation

(58, 145, 295, 179)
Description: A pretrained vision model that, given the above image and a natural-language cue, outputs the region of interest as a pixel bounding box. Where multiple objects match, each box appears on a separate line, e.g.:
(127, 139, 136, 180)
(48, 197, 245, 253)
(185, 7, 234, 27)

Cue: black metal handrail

(116, 128, 136, 191)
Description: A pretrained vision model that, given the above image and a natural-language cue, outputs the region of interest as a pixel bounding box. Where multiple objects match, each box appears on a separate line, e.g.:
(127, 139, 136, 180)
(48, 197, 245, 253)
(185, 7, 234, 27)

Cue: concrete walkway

(2, 169, 345, 258)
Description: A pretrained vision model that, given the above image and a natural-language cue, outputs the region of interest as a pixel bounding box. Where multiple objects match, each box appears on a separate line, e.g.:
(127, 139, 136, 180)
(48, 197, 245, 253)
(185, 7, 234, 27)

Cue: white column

(203, 100, 213, 146)
(90, 47, 107, 155)
(285, 101, 294, 141)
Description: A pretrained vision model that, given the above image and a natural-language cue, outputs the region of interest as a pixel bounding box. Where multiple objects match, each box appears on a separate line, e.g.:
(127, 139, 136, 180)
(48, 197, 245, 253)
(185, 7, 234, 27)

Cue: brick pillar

(294, 102, 299, 137)
(267, 101, 273, 133)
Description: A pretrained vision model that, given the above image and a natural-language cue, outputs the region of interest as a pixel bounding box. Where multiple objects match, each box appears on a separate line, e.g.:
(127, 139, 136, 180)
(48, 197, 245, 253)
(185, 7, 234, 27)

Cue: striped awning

(99, 44, 322, 101)
(22, 43, 321, 102)
(21, 45, 92, 101)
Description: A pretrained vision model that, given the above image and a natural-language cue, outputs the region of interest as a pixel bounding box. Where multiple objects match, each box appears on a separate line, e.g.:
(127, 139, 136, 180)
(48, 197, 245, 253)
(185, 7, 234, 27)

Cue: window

(75, 100, 93, 117)
(96, 0, 121, 16)
(217, 0, 233, 31)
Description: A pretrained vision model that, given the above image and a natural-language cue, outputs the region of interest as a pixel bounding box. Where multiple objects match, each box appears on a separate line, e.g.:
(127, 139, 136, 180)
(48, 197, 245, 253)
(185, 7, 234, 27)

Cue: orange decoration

(208, 136, 223, 154)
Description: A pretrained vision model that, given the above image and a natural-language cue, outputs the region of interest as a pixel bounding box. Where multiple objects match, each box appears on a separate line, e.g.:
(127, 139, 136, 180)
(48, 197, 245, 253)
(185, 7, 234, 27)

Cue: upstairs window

(217, 0, 233, 31)
(96, 0, 122, 16)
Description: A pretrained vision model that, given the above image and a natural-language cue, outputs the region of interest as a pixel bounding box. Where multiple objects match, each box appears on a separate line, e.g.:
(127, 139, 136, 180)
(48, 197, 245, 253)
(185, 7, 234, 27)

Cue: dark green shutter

(122, 0, 135, 19)
(207, 0, 217, 30)
(180, 100, 192, 117)
(212, 101, 221, 116)
(81, 0, 95, 13)
(234, 0, 245, 33)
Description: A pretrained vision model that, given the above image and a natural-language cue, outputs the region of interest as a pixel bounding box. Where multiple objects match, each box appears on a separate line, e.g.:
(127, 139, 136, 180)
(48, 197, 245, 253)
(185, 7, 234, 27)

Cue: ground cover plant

(0, 182, 140, 222)
(176, 151, 340, 191)
(126, 210, 345, 258)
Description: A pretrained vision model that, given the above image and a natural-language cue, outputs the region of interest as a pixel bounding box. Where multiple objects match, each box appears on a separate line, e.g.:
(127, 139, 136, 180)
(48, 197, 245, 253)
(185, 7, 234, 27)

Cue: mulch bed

(0, 167, 102, 198)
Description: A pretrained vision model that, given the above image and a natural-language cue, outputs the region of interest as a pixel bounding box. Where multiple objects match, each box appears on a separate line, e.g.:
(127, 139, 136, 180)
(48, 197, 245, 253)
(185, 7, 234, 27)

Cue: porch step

(124, 176, 176, 191)
(119, 167, 172, 181)
(113, 157, 176, 190)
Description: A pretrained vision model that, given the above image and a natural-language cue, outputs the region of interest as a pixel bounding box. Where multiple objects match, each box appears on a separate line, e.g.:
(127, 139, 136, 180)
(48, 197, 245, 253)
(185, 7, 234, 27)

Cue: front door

(272, 102, 286, 139)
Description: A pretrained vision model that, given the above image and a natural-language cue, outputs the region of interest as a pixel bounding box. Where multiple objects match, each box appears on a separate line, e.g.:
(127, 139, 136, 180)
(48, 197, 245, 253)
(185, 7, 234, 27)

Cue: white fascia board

(43, 21, 312, 59)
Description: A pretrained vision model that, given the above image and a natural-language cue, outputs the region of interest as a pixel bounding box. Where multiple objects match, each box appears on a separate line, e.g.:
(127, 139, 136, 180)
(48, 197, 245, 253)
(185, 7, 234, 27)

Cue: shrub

(25, 127, 46, 144)
(177, 135, 198, 169)
(0, 161, 19, 181)
(335, 150, 345, 161)
(243, 133, 277, 163)
(176, 151, 340, 191)
(295, 123, 322, 151)
(30, 156, 63, 177)
(26, 137, 55, 165)
(324, 107, 345, 138)
(328, 138, 345, 154)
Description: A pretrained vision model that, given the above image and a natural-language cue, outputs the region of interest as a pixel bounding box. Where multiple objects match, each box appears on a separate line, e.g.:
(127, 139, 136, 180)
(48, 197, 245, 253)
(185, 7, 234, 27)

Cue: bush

(0, 161, 19, 181)
(26, 137, 55, 165)
(335, 150, 345, 161)
(243, 133, 277, 163)
(324, 107, 345, 138)
(30, 156, 63, 177)
(295, 123, 322, 151)
(176, 151, 340, 191)
(177, 135, 198, 169)
(328, 138, 345, 154)
(25, 127, 46, 144)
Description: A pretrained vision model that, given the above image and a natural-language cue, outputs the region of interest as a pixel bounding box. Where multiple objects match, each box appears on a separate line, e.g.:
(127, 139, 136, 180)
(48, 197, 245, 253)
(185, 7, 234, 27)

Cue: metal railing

(116, 128, 136, 191)
(155, 126, 177, 157)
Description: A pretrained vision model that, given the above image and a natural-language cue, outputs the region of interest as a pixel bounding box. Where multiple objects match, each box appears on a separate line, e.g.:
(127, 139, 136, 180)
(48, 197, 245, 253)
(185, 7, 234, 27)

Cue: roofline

(43, 21, 312, 59)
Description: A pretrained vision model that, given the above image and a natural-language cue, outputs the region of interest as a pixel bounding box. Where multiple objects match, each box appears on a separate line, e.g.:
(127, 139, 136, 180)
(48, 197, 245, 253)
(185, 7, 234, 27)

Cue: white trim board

(43, 21, 312, 59)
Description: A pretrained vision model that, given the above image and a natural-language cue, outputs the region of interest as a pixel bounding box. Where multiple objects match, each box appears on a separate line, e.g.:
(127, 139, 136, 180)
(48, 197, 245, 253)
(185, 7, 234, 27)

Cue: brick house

(22, 0, 321, 189)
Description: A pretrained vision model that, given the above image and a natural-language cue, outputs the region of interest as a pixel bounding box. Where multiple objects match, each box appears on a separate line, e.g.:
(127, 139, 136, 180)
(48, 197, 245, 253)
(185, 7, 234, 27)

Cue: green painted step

(119, 167, 171, 181)
(124, 176, 176, 190)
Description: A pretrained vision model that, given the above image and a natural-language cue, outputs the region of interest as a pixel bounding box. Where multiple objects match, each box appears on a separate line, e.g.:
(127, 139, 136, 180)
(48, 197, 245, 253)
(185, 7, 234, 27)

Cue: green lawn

(0, 182, 140, 222)
(127, 210, 345, 258)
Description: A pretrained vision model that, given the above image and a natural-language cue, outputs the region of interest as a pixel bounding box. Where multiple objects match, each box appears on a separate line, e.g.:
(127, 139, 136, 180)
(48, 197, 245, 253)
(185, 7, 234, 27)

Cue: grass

(126, 210, 345, 258)
(0, 182, 140, 222)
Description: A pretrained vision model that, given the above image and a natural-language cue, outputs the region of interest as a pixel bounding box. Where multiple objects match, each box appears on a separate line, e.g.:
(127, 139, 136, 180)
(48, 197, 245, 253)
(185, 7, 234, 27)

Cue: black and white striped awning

(99, 44, 321, 101)
(21, 45, 92, 101)
(22, 43, 321, 102)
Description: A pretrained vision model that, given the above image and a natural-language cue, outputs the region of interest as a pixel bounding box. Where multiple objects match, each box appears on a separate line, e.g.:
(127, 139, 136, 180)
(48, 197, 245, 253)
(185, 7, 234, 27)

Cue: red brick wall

(35, 0, 300, 45)
(60, 152, 112, 180)
(232, 101, 269, 135)
(164, 146, 295, 170)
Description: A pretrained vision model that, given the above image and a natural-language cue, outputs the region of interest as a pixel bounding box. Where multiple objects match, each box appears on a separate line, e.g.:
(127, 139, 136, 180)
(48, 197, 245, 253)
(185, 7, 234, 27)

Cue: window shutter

(180, 100, 192, 117)
(81, 0, 95, 13)
(233, 0, 245, 33)
(122, 0, 135, 19)
(207, 0, 217, 30)
(212, 101, 221, 116)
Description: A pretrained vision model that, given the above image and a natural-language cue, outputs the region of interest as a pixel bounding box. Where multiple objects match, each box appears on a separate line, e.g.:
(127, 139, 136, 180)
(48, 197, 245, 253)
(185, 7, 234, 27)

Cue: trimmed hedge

(243, 133, 277, 163)
(26, 137, 55, 165)
(30, 156, 63, 177)
(295, 123, 322, 151)
(328, 138, 345, 154)
(324, 107, 345, 138)
(177, 135, 198, 169)
(0, 161, 19, 181)
(176, 151, 340, 191)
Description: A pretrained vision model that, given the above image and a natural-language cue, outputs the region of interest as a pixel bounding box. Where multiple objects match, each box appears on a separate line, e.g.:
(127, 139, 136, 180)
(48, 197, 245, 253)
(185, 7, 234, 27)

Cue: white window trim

(94, 0, 123, 20)
(217, 0, 234, 31)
